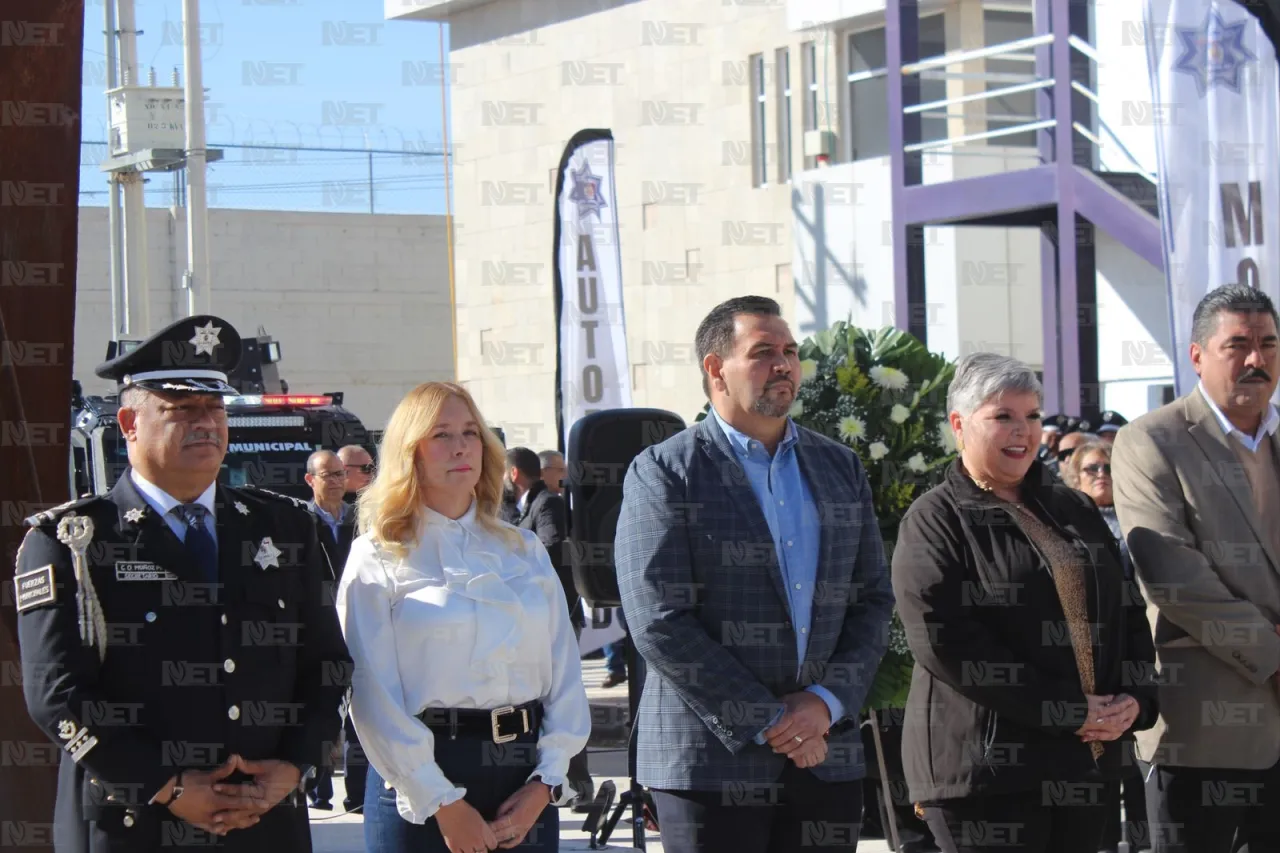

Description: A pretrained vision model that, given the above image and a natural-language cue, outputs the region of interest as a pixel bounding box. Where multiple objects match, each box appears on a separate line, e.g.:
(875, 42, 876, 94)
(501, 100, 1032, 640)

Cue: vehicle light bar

(262, 395, 332, 407)
(226, 415, 306, 428)
(224, 394, 333, 407)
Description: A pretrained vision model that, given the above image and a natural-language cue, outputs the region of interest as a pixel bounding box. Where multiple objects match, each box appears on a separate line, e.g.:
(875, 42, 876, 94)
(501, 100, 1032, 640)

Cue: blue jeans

(604, 609, 629, 677)
(603, 640, 627, 677)
(363, 732, 560, 853)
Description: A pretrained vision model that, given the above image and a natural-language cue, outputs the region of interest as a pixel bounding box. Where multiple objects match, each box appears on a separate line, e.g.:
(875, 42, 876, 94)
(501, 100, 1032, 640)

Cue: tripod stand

(581, 636, 654, 850)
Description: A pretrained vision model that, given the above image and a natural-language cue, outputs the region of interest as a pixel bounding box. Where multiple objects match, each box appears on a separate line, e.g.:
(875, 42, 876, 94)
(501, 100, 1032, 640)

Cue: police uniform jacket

(15, 469, 352, 853)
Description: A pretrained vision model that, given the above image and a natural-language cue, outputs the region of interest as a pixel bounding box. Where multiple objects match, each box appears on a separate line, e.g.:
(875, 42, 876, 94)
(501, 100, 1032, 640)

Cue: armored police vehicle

(70, 331, 377, 502)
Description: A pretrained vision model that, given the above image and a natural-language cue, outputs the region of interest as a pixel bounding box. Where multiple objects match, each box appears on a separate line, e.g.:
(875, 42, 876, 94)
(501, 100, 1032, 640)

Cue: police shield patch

(14, 565, 56, 612)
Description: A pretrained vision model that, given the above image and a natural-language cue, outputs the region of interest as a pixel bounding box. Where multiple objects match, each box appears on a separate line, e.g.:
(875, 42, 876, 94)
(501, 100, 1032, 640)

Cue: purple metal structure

(885, 0, 1163, 417)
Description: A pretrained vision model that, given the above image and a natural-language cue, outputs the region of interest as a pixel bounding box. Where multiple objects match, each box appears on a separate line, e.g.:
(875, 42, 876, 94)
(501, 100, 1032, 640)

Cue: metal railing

(1066, 35, 1157, 184)
(878, 25, 1157, 191)
(893, 31, 1055, 155)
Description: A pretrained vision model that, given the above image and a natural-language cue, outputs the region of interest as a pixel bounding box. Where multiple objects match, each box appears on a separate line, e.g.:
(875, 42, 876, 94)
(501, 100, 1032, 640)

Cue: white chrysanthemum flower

(789, 399, 804, 418)
(938, 421, 958, 452)
(800, 359, 818, 382)
(907, 453, 928, 472)
(889, 404, 911, 424)
(868, 442, 889, 461)
(838, 416, 865, 443)
(869, 365, 909, 391)
(887, 618, 911, 655)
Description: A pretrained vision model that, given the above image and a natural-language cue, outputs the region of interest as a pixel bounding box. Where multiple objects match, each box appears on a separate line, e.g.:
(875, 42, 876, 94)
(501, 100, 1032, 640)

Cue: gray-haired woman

(890, 353, 1158, 853)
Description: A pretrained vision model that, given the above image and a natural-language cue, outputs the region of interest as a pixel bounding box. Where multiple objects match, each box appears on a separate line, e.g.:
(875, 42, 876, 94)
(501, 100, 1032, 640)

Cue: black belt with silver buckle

(417, 701, 542, 743)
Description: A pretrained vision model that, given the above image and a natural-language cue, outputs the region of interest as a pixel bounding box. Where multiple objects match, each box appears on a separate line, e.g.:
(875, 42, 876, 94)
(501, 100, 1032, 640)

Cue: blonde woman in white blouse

(336, 382, 590, 853)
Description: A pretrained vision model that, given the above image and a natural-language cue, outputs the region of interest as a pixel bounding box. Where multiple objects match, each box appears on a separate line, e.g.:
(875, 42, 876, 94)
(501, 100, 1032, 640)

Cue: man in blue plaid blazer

(615, 296, 895, 853)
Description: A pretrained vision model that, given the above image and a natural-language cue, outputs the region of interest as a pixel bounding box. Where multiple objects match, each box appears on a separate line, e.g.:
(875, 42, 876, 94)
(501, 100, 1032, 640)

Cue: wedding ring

(794, 736, 804, 744)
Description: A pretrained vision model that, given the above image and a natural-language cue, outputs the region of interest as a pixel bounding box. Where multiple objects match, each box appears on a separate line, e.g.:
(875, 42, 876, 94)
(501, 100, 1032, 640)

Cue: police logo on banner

(1172, 6, 1257, 96)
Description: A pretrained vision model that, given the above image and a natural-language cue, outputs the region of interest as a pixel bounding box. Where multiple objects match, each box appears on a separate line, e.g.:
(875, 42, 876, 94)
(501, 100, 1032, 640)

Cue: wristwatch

(291, 763, 317, 792)
(159, 770, 186, 807)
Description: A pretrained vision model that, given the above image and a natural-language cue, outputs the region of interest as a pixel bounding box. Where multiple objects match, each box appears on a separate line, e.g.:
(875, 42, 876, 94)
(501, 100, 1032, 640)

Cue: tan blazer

(1111, 386, 1280, 770)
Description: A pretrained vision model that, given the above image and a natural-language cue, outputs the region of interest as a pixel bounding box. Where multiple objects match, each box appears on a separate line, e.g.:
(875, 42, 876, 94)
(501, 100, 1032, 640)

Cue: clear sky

(79, 0, 449, 215)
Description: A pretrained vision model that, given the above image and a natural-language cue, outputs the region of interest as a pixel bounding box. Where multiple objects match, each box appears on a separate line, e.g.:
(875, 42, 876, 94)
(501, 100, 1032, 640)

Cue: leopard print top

(1005, 501, 1104, 761)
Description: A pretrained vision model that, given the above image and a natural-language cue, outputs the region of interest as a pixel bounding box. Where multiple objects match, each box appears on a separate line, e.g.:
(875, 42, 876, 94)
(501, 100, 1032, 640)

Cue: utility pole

(116, 0, 152, 335)
(106, 0, 124, 336)
(182, 0, 212, 315)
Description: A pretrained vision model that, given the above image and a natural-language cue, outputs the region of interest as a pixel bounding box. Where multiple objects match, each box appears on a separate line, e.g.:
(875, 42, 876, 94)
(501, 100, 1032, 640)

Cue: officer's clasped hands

(209, 755, 304, 832)
(157, 756, 246, 836)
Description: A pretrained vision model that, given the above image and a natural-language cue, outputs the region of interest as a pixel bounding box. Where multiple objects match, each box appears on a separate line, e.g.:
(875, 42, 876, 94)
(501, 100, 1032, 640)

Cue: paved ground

(309, 658, 895, 852)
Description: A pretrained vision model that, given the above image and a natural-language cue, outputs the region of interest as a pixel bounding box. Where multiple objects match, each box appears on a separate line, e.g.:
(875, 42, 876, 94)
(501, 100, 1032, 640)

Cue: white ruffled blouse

(336, 501, 590, 824)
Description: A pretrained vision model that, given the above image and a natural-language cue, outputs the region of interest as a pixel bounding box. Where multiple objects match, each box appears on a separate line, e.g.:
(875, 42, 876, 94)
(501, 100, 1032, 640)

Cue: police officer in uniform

(1038, 413, 1068, 462)
(15, 315, 351, 852)
(1096, 409, 1128, 443)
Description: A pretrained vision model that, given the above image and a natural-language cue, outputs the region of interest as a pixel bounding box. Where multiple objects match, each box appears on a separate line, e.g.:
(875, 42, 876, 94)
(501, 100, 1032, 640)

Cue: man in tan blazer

(1112, 284, 1280, 853)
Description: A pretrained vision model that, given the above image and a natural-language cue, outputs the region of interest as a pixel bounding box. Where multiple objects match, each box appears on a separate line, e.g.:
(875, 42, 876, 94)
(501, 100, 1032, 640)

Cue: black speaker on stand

(564, 408, 687, 851)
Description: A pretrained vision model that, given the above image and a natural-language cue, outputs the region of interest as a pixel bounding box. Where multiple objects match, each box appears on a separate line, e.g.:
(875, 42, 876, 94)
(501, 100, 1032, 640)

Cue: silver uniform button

(278, 599, 285, 609)
(228, 705, 240, 721)
(145, 612, 157, 623)
(122, 815, 135, 828)
(224, 659, 236, 674)
(220, 614, 228, 625)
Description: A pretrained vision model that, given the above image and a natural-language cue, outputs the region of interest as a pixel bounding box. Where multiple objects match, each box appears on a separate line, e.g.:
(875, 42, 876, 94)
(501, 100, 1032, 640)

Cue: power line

(80, 140, 447, 157)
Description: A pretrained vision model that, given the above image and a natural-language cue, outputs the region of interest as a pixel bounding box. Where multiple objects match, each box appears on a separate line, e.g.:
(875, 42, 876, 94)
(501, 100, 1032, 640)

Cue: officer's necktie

(175, 504, 218, 583)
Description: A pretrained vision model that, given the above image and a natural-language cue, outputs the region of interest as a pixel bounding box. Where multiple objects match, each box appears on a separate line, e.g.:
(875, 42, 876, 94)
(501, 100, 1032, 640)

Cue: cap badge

(189, 321, 223, 357)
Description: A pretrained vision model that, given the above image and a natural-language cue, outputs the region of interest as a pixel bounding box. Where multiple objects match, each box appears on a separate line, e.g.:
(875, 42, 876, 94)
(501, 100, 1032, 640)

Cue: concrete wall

(1096, 229, 1175, 417)
(1089, 0, 1177, 415)
(1094, 0, 1159, 176)
(74, 207, 452, 429)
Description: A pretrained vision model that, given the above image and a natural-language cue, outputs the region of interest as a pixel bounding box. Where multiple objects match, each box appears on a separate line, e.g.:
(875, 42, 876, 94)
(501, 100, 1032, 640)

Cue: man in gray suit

(614, 296, 894, 853)
(1112, 284, 1280, 853)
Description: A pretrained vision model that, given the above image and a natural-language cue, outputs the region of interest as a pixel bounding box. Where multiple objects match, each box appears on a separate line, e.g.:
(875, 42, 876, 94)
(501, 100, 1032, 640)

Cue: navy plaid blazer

(614, 414, 894, 791)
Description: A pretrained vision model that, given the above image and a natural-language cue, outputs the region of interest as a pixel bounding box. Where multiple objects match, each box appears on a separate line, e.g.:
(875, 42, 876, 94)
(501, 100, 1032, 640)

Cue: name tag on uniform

(14, 565, 56, 612)
(115, 562, 179, 582)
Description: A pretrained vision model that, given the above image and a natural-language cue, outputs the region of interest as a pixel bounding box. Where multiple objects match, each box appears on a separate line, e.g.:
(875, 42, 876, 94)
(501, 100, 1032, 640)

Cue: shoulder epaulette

(24, 495, 105, 528)
(238, 485, 312, 512)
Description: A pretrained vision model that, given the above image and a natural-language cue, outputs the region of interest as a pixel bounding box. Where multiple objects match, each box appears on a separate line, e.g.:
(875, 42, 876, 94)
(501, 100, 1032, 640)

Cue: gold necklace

(967, 471, 1027, 509)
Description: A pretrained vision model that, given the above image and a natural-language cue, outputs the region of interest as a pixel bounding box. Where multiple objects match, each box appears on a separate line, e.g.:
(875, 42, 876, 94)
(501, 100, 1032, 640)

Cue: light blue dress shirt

(130, 470, 218, 545)
(310, 500, 347, 541)
(708, 408, 845, 737)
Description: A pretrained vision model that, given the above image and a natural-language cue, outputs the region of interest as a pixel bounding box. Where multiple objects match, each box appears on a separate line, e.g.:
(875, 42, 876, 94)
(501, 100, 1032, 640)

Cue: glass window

(846, 15, 946, 162)
(804, 41, 819, 132)
(776, 47, 792, 182)
(751, 53, 768, 186)
(984, 10, 1037, 147)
